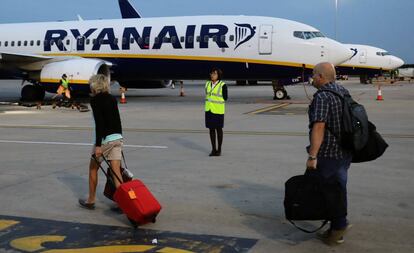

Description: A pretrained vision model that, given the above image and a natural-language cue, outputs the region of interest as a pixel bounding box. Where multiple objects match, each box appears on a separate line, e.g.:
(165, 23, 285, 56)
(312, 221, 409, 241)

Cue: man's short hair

(89, 74, 110, 95)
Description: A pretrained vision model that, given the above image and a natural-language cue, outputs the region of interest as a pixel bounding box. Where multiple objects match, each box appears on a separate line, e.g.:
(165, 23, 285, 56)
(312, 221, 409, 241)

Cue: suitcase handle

(288, 219, 328, 233)
(92, 154, 123, 185)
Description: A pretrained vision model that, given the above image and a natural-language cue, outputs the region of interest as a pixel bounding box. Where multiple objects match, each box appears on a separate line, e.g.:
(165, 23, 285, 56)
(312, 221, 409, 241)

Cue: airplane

(0, 1, 353, 102)
(336, 44, 404, 83)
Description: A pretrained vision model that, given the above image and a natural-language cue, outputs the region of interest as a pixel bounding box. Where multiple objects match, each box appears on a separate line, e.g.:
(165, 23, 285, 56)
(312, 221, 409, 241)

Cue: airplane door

(259, 25, 273, 55)
(359, 50, 367, 64)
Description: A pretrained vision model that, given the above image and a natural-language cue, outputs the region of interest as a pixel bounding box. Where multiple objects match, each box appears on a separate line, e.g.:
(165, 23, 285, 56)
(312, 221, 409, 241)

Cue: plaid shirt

(308, 82, 350, 159)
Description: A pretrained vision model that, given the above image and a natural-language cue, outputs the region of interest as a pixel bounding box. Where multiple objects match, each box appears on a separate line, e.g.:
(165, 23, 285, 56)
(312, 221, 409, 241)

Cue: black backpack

(325, 89, 369, 152)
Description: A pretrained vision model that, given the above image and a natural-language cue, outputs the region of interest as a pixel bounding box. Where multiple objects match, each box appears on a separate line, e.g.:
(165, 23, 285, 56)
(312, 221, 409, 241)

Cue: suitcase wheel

(128, 218, 138, 229)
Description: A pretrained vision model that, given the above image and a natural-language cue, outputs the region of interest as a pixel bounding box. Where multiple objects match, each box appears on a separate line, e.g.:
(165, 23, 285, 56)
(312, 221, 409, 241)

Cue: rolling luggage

(94, 155, 162, 227)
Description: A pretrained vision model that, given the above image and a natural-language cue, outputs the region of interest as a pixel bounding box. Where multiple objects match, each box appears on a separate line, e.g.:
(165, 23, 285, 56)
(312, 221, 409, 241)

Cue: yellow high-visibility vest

(205, 80, 225, 115)
(61, 78, 69, 89)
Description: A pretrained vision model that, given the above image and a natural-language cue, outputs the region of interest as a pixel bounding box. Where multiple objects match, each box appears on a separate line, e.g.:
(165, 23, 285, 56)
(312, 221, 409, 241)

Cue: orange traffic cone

(179, 81, 185, 97)
(376, 86, 383, 101)
(120, 91, 127, 104)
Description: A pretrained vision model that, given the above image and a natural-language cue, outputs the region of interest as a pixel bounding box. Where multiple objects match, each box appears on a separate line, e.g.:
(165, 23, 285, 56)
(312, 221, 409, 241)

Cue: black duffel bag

(284, 172, 347, 233)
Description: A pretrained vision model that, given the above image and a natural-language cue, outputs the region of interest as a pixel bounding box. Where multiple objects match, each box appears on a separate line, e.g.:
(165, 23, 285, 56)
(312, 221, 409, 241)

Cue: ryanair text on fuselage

(44, 23, 257, 52)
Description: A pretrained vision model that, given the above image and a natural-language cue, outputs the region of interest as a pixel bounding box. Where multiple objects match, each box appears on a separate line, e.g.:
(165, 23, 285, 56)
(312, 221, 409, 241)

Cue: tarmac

(0, 79, 413, 253)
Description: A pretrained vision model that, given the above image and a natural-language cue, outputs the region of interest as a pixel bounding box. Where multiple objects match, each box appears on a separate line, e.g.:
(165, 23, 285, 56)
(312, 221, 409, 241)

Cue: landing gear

(236, 80, 247, 86)
(272, 80, 290, 100)
(21, 84, 45, 102)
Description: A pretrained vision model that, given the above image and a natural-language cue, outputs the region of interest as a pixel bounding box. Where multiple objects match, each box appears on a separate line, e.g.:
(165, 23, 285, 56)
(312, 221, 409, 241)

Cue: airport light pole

(335, 0, 338, 40)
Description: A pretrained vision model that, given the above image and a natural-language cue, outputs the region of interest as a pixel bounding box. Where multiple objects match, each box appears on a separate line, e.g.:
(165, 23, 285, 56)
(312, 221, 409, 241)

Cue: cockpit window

(293, 31, 305, 39)
(294, 31, 325, 40)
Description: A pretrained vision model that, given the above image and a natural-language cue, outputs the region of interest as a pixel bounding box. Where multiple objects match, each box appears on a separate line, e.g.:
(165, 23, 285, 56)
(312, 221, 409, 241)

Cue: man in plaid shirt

(306, 62, 353, 246)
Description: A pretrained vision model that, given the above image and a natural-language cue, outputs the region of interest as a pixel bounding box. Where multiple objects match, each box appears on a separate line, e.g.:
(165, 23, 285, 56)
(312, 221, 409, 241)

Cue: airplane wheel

(248, 80, 258, 85)
(274, 88, 287, 100)
(35, 86, 46, 101)
(21, 85, 45, 102)
(236, 80, 247, 86)
(21, 85, 37, 102)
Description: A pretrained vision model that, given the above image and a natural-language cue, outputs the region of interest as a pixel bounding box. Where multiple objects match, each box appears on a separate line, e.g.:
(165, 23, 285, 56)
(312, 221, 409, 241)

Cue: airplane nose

(393, 57, 405, 69)
(327, 40, 353, 66)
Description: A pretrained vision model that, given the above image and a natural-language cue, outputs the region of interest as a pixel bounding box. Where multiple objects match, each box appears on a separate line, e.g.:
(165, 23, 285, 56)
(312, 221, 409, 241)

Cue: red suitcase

(94, 155, 162, 227)
(114, 179, 162, 226)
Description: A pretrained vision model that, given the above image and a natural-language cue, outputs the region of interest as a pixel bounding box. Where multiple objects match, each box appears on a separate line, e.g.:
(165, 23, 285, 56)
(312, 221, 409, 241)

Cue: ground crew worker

(205, 68, 228, 156)
(52, 74, 72, 108)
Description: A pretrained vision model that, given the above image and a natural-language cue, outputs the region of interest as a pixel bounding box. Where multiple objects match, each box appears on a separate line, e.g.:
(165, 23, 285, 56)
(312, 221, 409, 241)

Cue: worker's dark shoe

(78, 199, 95, 210)
(209, 150, 218, 157)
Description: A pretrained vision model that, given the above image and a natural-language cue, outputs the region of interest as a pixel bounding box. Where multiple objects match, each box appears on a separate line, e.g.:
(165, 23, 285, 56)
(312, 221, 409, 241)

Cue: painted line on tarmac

(0, 215, 257, 252)
(0, 124, 413, 139)
(0, 140, 167, 149)
(245, 103, 290, 115)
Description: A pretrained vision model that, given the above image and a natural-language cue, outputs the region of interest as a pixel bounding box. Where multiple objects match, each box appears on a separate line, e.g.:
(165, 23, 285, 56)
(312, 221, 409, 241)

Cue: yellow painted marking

(44, 245, 155, 253)
(247, 103, 290, 115)
(0, 219, 20, 231)
(157, 247, 195, 253)
(42, 53, 314, 69)
(40, 79, 89, 84)
(10, 235, 66, 252)
(339, 64, 392, 71)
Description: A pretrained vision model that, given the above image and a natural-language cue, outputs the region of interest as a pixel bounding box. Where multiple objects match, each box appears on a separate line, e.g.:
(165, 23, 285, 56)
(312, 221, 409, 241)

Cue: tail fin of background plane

(118, 0, 141, 19)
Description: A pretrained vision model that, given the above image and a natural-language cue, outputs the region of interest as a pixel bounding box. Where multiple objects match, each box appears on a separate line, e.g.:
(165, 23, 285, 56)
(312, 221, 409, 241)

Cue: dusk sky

(1, 0, 412, 63)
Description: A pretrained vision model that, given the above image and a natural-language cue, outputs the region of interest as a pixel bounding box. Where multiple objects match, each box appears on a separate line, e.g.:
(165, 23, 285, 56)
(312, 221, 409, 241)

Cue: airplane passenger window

(294, 31, 305, 39)
(4, 41, 8, 47)
(212, 35, 218, 42)
(376, 52, 381, 56)
(58, 39, 63, 46)
(93, 39, 97, 45)
(229, 35, 234, 41)
(130, 38, 135, 44)
(99, 39, 104, 44)
(30, 41, 34, 46)
(204, 36, 209, 43)
(154, 37, 160, 43)
(180, 36, 185, 43)
(122, 38, 127, 45)
(196, 36, 200, 42)
(220, 35, 226, 42)
(37, 40, 40, 46)
(187, 36, 193, 43)
(145, 37, 149, 44)
(86, 39, 90, 45)
(11, 41, 15, 47)
(50, 40, 54, 46)
(0, 41, 2, 47)
(171, 36, 176, 43)
(66, 40, 70, 45)
(17, 41, 21, 47)
(137, 37, 143, 44)
(163, 37, 170, 43)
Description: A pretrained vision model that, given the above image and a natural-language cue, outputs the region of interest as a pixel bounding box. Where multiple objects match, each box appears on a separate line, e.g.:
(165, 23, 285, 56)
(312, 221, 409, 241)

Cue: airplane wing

(118, 0, 141, 19)
(0, 52, 52, 64)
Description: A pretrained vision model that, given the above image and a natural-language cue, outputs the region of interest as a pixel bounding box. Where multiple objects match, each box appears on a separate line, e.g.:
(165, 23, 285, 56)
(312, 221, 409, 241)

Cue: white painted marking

(3, 111, 38, 115)
(0, 140, 167, 149)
